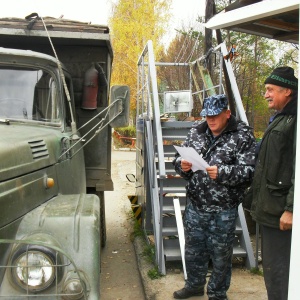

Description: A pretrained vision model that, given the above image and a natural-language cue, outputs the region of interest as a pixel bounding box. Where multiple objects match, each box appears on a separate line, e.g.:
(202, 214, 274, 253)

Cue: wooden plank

(173, 197, 187, 280)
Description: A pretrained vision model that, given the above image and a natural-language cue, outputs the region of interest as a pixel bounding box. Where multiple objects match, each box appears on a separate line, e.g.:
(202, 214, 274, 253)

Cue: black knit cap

(264, 66, 298, 90)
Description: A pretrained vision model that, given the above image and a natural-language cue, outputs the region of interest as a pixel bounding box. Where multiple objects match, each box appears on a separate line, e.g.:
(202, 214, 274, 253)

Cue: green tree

(214, 0, 298, 133)
(225, 32, 277, 132)
(108, 0, 171, 122)
(275, 41, 299, 68)
(163, 21, 298, 133)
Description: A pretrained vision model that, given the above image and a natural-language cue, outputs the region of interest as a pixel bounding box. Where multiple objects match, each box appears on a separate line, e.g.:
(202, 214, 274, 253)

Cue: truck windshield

(0, 67, 61, 123)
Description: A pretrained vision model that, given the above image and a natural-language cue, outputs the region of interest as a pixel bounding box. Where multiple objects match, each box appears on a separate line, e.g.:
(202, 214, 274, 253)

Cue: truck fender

(0, 193, 101, 299)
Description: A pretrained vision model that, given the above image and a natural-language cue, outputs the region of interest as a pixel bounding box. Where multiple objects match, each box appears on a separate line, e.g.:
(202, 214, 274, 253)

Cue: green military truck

(0, 14, 129, 299)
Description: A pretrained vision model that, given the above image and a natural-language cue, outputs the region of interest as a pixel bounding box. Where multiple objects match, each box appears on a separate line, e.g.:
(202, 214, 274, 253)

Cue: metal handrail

(138, 40, 166, 178)
(137, 40, 166, 274)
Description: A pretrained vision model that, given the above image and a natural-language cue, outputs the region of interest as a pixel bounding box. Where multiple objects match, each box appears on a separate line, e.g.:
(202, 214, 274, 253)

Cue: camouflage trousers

(183, 202, 238, 298)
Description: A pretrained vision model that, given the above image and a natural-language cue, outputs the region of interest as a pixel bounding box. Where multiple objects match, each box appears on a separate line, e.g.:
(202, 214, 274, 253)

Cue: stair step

(164, 246, 248, 261)
(162, 135, 187, 140)
(232, 246, 247, 257)
(163, 204, 185, 214)
(163, 194, 188, 204)
(163, 240, 247, 260)
(162, 225, 246, 238)
(161, 121, 193, 128)
(158, 176, 186, 187)
(156, 161, 177, 175)
(164, 169, 177, 175)
(162, 227, 178, 236)
(162, 145, 178, 157)
(235, 225, 243, 234)
(163, 152, 177, 158)
(161, 186, 187, 194)
(165, 249, 181, 261)
(163, 239, 181, 261)
(162, 125, 191, 140)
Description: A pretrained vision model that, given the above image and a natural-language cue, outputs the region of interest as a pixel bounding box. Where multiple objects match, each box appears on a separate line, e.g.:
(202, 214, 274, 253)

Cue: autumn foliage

(108, 0, 171, 121)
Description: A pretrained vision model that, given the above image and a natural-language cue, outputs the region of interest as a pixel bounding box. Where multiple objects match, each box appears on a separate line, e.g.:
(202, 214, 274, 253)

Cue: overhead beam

(205, 0, 299, 30)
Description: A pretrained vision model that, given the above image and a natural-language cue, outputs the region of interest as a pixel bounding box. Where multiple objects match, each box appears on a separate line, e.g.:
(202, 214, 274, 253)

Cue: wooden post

(205, 0, 214, 73)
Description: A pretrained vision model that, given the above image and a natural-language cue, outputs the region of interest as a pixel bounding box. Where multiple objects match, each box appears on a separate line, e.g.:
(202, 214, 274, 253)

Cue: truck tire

(97, 191, 107, 248)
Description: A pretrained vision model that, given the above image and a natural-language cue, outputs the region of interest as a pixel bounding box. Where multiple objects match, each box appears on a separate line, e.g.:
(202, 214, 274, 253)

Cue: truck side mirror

(109, 85, 130, 128)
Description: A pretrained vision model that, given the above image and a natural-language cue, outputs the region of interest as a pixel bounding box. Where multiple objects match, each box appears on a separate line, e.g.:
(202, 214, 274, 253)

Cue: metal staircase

(135, 40, 255, 275)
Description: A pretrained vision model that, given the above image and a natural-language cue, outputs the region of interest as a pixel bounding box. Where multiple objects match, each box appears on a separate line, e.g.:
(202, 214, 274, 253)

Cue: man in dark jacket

(245, 67, 298, 300)
(173, 94, 256, 300)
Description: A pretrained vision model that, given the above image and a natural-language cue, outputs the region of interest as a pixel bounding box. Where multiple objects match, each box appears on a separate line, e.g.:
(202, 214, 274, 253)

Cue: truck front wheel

(97, 191, 107, 248)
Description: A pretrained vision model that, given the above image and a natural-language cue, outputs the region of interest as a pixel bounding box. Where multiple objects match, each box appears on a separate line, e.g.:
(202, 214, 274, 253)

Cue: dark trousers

(261, 225, 292, 300)
(183, 202, 238, 299)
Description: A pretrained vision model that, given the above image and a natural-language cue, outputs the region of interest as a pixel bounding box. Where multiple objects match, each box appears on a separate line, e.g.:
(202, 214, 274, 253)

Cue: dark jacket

(245, 95, 297, 228)
(173, 116, 256, 212)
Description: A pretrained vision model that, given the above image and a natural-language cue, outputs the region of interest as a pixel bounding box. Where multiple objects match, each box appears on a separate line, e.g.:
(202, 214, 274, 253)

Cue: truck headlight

(11, 247, 56, 292)
(62, 270, 87, 300)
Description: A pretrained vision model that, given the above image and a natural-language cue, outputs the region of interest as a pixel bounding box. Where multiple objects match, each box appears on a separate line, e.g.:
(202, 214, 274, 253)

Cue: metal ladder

(136, 41, 255, 275)
(159, 121, 255, 270)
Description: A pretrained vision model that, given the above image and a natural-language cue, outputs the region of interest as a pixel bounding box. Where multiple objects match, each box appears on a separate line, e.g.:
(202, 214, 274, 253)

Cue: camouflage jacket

(173, 116, 256, 212)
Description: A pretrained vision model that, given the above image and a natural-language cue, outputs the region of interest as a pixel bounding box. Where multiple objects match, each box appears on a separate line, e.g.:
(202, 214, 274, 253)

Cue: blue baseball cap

(200, 94, 228, 117)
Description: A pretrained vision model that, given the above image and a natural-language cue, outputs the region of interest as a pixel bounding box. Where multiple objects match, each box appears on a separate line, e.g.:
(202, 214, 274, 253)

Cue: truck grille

(28, 140, 49, 160)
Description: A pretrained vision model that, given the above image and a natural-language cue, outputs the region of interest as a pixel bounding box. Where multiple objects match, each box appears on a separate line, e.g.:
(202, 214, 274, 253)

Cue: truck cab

(0, 15, 129, 299)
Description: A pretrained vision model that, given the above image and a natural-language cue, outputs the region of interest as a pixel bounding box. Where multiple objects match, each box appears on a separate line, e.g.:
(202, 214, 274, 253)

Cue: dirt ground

(134, 235, 267, 300)
(100, 149, 145, 299)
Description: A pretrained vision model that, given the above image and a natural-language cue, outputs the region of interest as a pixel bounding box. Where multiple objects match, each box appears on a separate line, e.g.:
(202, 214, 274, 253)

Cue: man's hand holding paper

(174, 145, 209, 172)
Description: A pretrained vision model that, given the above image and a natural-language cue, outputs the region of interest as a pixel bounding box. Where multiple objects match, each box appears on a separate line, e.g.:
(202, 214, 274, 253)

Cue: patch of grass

(147, 266, 163, 280)
(142, 243, 164, 279)
(133, 219, 144, 237)
(127, 210, 144, 241)
(127, 210, 164, 280)
(250, 267, 263, 276)
(115, 126, 136, 137)
(142, 244, 155, 263)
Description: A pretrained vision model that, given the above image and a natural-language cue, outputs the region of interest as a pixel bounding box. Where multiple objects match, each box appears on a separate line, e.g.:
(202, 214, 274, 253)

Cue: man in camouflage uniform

(172, 94, 256, 300)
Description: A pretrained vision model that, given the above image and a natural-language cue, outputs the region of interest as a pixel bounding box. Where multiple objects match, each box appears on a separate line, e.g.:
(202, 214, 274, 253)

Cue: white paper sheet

(174, 145, 209, 172)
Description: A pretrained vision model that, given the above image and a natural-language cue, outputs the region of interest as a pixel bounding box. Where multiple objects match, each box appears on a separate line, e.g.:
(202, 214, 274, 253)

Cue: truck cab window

(0, 67, 61, 124)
